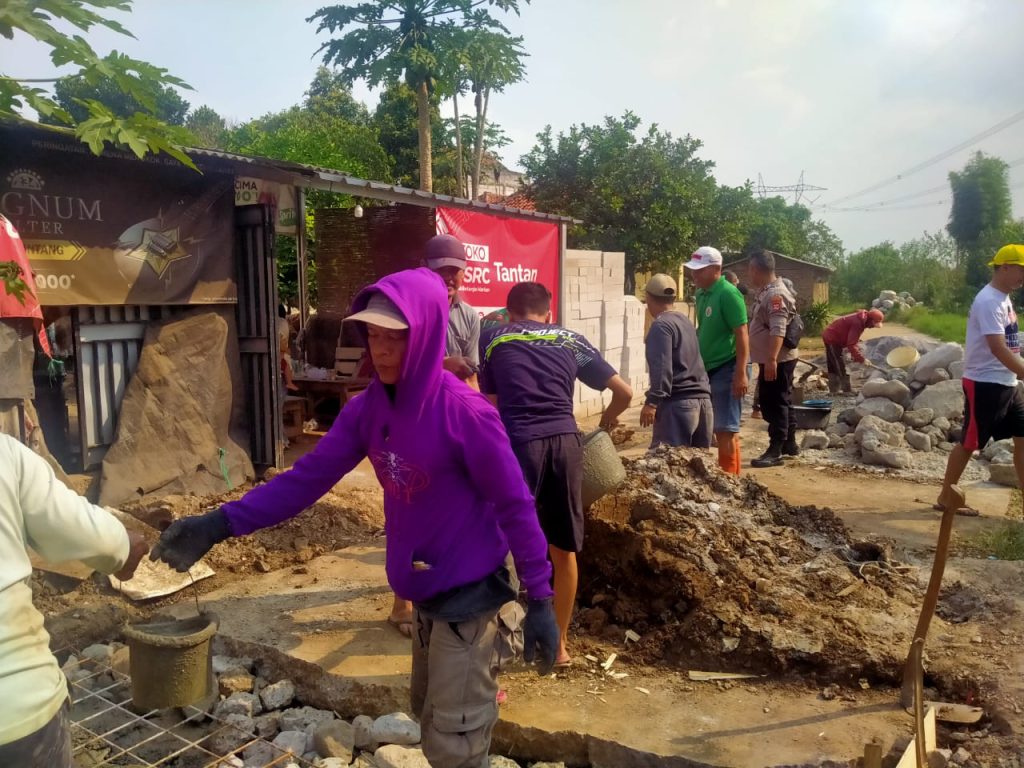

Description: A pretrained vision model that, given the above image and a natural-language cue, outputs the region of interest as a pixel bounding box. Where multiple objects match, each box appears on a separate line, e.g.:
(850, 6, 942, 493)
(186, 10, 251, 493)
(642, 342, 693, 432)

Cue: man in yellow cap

(938, 244, 1024, 513)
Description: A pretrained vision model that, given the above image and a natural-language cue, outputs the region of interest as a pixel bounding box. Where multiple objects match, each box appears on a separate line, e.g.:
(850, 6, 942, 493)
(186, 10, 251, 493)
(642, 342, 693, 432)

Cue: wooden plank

(863, 742, 883, 768)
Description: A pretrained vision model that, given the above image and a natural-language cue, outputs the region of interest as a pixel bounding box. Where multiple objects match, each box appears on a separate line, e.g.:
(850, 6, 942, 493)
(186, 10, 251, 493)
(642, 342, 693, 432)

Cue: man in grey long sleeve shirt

(640, 274, 713, 448)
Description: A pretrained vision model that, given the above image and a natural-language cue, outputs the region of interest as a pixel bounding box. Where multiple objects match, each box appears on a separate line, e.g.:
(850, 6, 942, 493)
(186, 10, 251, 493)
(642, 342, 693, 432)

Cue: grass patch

(969, 520, 1024, 560)
(828, 301, 863, 318)
(889, 305, 967, 343)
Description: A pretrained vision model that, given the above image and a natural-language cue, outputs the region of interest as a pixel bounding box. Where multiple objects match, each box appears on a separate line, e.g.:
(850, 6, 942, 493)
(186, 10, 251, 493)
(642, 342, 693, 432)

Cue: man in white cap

(687, 246, 749, 474)
(424, 234, 480, 384)
(640, 274, 713, 448)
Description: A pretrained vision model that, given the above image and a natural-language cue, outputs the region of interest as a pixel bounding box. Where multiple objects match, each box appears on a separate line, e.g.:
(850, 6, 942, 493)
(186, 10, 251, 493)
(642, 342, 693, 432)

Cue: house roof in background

(724, 250, 835, 274)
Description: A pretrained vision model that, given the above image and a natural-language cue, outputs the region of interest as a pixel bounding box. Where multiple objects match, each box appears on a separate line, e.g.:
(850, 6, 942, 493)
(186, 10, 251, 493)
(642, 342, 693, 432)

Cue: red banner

(436, 207, 559, 319)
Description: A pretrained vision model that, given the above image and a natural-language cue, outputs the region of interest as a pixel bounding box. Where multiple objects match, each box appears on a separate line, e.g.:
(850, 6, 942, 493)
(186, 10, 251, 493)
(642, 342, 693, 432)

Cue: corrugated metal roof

(1, 120, 580, 225)
(188, 145, 580, 224)
(724, 250, 835, 274)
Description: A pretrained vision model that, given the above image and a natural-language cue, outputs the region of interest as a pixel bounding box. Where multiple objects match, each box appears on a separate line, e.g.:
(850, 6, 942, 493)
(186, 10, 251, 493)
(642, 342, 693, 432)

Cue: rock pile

(822, 340, 968, 469)
(579, 448, 925, 682)
(871, 289, 918, 317)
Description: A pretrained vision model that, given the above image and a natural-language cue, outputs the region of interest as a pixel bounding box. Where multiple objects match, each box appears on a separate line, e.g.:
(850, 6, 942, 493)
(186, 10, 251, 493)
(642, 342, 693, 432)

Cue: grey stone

(983, 439, 1013, 461)
(923, 425, 945, 443)
(937, 441, 954, 452)
(909, 381, 926, 393)
(948, 425, 963, 443)
(990, 463, 1020, 487)
(207, 714, 255, 755)
(991, 450, 1013, 465)
(862, 379, 911, 403)
(273, 730, 309, 756)
(855, 414, 906, 449)
(902, 408, 934, 429)
(922, 367, 952, 385)
(862, 444, 914, 469)
(315, 759, 351, 768)
(243, 742, 285, 768)
(929, 748, 953, 768)
(372, 712, 421, 746)
(260, 679, 296, 711)
(843, 434, 859, 456)
(313, 720, 355, 761)
(352, 714, 377, 750)
(906, 430, 932, 452)
(933, 416, 951, 432)
(952, 748, 972, 765)
(881, 299, 895, 310)
(214, 692, 261, 719)
(827, 432, 844, 449)
(374, 745, 432, 768)
(949, 361, 964, 379)
(213, 655, 255, 675)
(352, 757, 377, 768)
(530, 763, 569, 768)
(80, 644, 113, 665)
(489, 758, 520, 768)
(879, 290, 898, 302)
(912, 343, 964, 384)
(827, 422, 851, 437)
(855, 397, 904, 423)
(280, 706, 334, 734)
(218, 672, 255, 696)
(839, 407, 861, 426)
(913, 379, 965, 421)
(801, 430, 829, 450)
(871, 298, 882, 308)
(254, 712, 281, 739)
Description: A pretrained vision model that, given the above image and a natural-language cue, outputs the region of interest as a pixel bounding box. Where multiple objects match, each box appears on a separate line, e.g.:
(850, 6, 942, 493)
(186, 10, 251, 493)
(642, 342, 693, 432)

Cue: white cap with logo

(685, 246, 723, 270)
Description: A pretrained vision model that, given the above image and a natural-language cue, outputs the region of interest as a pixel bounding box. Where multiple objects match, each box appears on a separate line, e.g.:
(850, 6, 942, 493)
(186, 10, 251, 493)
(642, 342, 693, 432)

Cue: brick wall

(563, 250, 650, 418)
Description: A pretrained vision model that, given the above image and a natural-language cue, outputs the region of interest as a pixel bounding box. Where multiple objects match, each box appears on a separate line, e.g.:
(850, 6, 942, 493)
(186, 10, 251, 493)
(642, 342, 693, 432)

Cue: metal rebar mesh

(59, 647, 317, 768)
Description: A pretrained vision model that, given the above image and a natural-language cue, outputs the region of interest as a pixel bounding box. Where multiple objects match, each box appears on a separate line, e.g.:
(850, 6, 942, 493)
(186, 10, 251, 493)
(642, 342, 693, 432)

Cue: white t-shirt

(963, 284, 1020, 387)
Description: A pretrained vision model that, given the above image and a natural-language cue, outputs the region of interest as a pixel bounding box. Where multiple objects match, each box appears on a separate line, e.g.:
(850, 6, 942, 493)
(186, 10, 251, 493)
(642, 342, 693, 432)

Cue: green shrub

(888, 306, 967, 344)
(969, 520, 1024, 561)
(802, 301, 831, 335)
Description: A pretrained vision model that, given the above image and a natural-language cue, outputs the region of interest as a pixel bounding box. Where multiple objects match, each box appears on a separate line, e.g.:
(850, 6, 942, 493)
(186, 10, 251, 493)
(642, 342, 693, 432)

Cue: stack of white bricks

(563, 250, 650, 418)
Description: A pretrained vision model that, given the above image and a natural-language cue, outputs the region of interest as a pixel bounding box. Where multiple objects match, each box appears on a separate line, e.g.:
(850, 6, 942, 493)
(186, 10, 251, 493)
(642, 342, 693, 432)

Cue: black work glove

(522, 598, 560, 675)
(150, 508, 231, 572)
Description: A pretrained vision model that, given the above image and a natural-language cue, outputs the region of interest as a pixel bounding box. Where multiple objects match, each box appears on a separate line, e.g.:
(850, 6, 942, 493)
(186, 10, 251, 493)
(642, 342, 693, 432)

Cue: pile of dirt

(579, 447, 927, 683)
(121, 478, 385, 577)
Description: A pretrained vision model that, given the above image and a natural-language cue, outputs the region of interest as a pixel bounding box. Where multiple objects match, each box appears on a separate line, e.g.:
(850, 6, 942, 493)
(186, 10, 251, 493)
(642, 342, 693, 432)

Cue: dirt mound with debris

(121, 479, 384, 576)
(579, 448, 927, 683)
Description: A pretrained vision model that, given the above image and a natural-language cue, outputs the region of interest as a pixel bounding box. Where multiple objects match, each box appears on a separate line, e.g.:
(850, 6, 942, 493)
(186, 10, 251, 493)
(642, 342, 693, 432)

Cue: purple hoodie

(221, 268, 553, 603)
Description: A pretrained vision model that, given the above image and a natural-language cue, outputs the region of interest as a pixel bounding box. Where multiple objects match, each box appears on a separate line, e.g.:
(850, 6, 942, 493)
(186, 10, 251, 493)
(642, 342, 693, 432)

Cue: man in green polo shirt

(687, 246, 750, 474)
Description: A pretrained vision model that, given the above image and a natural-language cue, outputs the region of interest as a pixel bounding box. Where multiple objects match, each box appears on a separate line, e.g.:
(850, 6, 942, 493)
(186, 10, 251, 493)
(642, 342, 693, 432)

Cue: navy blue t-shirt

(479, 320, 616, 445)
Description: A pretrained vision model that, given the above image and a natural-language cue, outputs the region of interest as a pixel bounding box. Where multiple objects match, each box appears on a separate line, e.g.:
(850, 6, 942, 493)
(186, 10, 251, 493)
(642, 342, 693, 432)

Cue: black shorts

(512, 433, 584, 553)
(961, 378, 1024, 452)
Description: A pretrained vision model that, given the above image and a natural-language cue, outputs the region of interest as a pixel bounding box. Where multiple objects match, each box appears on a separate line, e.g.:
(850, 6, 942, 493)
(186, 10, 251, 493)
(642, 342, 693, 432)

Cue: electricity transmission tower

(755, 171, 827, 205)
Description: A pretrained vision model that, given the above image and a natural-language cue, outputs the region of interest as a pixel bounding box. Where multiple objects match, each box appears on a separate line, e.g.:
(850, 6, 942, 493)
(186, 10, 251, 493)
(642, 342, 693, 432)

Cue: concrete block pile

(563, 250, 650, 418)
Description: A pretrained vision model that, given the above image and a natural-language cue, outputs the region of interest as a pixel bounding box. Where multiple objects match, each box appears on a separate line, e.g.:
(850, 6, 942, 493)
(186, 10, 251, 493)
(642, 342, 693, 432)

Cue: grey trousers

(0, 702, 73, 768)
(410, 602, 523, 768)
(651, 397, 714, 449)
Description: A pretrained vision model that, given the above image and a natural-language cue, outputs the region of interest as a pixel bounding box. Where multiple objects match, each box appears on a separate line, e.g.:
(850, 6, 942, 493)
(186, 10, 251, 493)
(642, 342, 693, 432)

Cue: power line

(823, 108, 1024, 207)
(755, 171, 827, 205)
(820, 156, 1024, 212)
(823, 179, 1024, 213)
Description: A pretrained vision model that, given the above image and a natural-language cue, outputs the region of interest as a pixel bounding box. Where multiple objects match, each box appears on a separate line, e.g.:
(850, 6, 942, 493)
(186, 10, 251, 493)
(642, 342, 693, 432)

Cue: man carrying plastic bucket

(478, 281, 633, 669)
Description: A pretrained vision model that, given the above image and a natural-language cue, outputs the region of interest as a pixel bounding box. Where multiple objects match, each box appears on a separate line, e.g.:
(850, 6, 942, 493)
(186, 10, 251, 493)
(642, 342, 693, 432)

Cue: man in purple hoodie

(151, 268, 559, 768)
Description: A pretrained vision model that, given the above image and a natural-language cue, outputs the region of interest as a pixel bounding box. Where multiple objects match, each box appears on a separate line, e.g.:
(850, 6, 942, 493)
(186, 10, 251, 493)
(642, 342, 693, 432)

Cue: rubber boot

(717, 438, 740, 476)
(732, 435, 742, 475)
(828, 374, 841, 394)
(841, 374, 852, 394)
(751, 443, 783, 468)
(782, 438, 801, 458)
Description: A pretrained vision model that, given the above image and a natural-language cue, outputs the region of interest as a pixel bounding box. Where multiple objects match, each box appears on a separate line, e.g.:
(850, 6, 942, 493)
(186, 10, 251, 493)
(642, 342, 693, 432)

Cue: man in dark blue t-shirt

(479, 282, 633, 666)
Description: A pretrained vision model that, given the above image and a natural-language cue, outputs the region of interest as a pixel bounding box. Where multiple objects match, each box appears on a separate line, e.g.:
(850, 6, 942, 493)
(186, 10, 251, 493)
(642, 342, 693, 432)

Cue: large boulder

(990, 463, 1019, 488)
(855, 414, 906, 449)
(902, 408, 935, 429)
(912, 343, 964, 384)
(912, 379, 965, 421)
(862, 379, 911, 404)
(855, 397, 905, 423)
(861, 442, 914, 469)
(879, 290, 898, 302)
(905, 429, 932, 452)
(921, 367, 951, 385)
(982, 439, 1013, 461)
(863, 335, 938, 366)
(98, 311, 253, 505)
(801, 430, 829, 450)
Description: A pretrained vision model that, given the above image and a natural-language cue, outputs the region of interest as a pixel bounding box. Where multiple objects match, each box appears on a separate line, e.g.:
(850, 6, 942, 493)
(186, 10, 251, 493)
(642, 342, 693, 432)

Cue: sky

(6, 0, 1024, 252)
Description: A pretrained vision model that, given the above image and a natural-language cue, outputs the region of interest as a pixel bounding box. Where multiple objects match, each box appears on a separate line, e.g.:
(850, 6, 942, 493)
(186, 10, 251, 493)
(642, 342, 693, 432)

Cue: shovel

(899, 484, 982, 725)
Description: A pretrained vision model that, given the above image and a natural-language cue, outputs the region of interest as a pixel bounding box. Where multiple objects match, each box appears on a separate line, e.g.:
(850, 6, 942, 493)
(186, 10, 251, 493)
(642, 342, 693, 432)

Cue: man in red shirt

(822, 309, 884, 393)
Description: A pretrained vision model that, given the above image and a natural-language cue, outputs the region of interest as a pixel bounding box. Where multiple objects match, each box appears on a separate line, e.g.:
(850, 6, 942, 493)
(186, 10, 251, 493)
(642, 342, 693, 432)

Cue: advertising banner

(0, 131, 236, 306)
(436, 207, 560, 318)
(235, 177, 297, 235)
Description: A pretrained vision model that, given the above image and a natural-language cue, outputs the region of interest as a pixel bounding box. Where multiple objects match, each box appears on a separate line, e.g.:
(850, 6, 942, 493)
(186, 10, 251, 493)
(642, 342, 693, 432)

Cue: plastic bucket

(122, 612, 219, 710)
(581, 429, 627, 508)
(886, 346, 920, 369)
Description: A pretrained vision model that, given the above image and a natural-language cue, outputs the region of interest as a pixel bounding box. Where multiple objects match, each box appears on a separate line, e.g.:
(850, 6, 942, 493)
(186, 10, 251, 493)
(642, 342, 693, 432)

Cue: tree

(445, 26, 526, 197)
(523, 112, 718, 282)
(305, 66, 371, 125)
(185, 105, 226, 149)
(42, 52, 190, 125)
(0, 0, 196, 168)
(948, 151, 1012, 290)
(307, 0, 525, 192)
